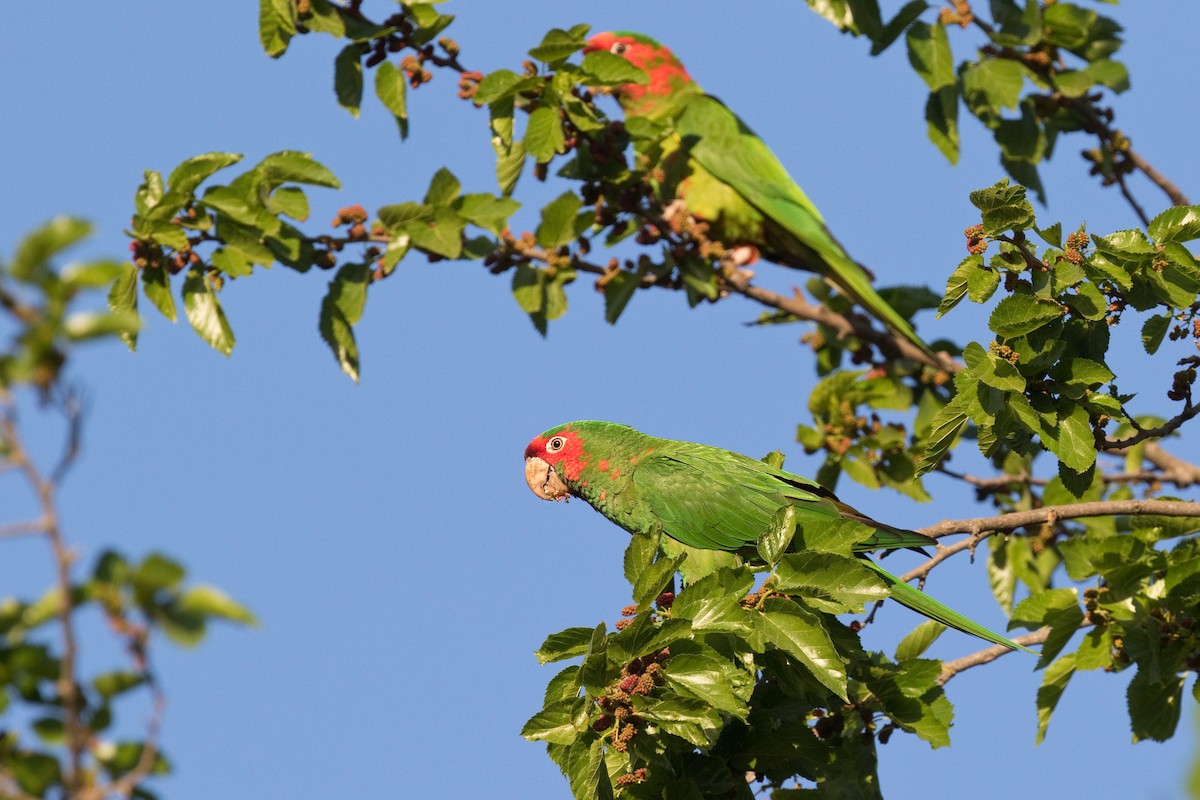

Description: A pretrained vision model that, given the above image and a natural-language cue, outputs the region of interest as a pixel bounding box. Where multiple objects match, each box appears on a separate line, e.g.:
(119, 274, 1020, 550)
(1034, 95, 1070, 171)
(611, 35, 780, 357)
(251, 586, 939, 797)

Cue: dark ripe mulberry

(655, 592, 674, 609)
(619, 675, 639, 693)
(592, 715, 613, 732)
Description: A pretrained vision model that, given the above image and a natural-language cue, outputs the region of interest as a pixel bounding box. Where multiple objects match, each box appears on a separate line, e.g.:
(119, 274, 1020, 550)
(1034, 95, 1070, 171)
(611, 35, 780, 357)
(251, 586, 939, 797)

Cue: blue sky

(2, 2, 1198, 798)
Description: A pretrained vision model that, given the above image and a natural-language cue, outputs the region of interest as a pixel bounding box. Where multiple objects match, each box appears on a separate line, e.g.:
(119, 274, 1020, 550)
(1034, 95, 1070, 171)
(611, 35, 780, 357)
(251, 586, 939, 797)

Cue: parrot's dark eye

(611, 42, 627, 56)
(547, 436, 566, 453)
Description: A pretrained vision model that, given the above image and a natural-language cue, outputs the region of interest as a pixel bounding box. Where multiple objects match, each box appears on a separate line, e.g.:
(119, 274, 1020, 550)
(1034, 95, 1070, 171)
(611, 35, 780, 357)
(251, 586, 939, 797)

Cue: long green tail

(861, 558, 1037, 654)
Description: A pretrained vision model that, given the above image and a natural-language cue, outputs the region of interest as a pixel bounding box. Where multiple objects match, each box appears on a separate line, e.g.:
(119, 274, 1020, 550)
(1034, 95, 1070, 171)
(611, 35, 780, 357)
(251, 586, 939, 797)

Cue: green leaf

(141, 266, 177, 322)
(774, 551, 888, 613)
(177, 585, 256, 624)
(375, 60, 409, 139)
(64, 311, 140, 341)
(259, 0, 296, 56)
(93, 671, 145, 699)
(1010, 587, 1078, 630)
(759, 596, 847, 700)
(1035, 654, 1076, 744)
(962, 58, 1026, 118)
(1056, 59, 1129, 98)
(579, 622, 608, 691)
(107, 263, 139, 351)
(757, 504, 796, 566)
(536, 627, 595, 664)
(670, 567, 753, 632)
(453, 193, 520, 236)
(906, 21, 954, 90)
(134, 552, 186, 591)
(662, 653, 752, 719)
(318, 300, 357, 381)
(1049, 401, 1096, 473)
(408, 206, 465, 258)
(525, 106, 565, 163)
(1128, 670, 1186, 742)
(521, 698, 583, 744)
(632, 555, 684, 611)
(424, 167, 462, 206)
(962, 341, 1025, 391)
(602, 271, 639, 324)
(558, 738, 614, 800)
(168, 152, 243, 196)
(579, 51, 648, 86)
(528, 26, 587, 64)
(608, 615, 690, 663)
(916, 398, 968, 475)
(870, 1, 928, 55)
(1149, 205, 1200, 244)
(536, 191, 583, 249)
(257, 150, 340, 189)
(12, 216, 93, 280)
(334, 44, 364, 117)
(924, 86, 960, 164)
(989, 293, 1063, 338)
(268, 186, 309, 221)
(894, 619, 946, 660)
(970, 180, 1035, 235)
(938, 255, 982, 316)
(474, 69, 524, 104)
(182, 267, 235, 356)
(319, 263, 369, 381)
(633, 695, 723, 747)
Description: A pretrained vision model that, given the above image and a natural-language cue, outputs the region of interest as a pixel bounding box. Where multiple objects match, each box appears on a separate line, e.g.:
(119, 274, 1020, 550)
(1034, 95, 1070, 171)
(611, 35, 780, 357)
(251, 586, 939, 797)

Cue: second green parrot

(583, 31, 940, 364)
(525, 420, 1035, 654)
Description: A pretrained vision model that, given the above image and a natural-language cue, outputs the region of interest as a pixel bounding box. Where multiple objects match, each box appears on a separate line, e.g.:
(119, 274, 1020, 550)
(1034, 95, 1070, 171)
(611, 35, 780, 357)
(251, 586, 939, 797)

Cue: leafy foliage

(805, 0, 1132, 202)
(524, 526, 958, 799)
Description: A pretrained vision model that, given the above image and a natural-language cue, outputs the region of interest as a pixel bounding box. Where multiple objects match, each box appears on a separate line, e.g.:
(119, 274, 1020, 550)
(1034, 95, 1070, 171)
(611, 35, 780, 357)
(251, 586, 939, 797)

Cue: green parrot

(582, 32, 940, 364)
(525, 420, 1035, 654)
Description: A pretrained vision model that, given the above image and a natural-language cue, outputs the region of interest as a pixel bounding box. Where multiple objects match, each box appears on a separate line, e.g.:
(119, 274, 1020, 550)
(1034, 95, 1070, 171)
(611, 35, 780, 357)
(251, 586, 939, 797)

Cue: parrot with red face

(582, 31, 940, 364)
(525, 420, 1034, 653)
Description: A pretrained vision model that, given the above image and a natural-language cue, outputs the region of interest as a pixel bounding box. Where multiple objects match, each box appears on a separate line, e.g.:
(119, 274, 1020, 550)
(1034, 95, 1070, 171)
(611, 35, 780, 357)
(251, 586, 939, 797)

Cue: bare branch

(1101, 400, 1200, 451)
(1131, 441, 1200, 488)
(0, 518, 50, 539)
(103, 685, 166, 799)
(0, 403, 86, 792)
(937, 626, 1055, 685)
(903, 499, 1200, 583)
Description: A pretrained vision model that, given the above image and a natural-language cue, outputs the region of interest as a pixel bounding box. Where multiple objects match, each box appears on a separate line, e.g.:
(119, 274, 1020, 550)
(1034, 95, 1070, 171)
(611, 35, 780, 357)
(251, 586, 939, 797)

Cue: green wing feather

(674, 95, 938, 362)
(629, 441, 1033, 654)
(631, 444, 845, 550)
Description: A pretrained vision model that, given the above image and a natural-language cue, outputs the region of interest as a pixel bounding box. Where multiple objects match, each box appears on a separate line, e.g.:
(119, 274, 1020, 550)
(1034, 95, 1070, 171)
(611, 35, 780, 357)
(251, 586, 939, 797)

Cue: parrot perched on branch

(583, 31, 940, 364)
(524, 420, 1034, 654)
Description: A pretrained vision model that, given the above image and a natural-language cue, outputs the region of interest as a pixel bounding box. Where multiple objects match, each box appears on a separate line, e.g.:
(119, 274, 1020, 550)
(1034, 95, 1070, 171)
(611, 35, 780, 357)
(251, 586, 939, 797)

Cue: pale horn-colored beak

(525, 457, 571, 501)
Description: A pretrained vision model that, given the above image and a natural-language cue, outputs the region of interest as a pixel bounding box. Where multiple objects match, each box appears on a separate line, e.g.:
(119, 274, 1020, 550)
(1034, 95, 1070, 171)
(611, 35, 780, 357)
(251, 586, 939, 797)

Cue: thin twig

(1100, 401, 1200, 450)
(937, 626, 1056, 685)
(0, 403, 86, 793)
(0, 518, 50, 539)
(901, 499, 1200, 583)
(103, 683, 166, 799)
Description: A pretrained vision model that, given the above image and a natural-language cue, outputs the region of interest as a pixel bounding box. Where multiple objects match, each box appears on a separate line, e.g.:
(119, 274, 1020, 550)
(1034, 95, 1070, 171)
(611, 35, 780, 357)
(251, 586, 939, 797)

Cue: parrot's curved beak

(525, 457, 570, 501)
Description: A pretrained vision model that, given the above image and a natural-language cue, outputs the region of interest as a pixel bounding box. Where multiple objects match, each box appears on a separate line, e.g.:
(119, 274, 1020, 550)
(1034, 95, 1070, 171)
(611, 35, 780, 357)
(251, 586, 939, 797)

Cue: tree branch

(937, 626, 1055, 685)
(904, 499, 1200, 582)
(0, 400, 85, 793)
(1139, 441, 1200, 488)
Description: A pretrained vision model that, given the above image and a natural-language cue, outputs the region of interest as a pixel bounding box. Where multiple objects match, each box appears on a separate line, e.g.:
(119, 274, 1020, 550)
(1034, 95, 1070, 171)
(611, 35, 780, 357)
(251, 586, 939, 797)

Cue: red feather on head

(583, 31, 694, 111)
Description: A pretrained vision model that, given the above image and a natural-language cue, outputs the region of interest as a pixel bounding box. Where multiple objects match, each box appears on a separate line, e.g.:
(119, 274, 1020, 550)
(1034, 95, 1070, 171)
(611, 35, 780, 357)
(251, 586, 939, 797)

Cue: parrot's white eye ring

(611, 42, 627, 56)
(546, 436, 566, 453)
